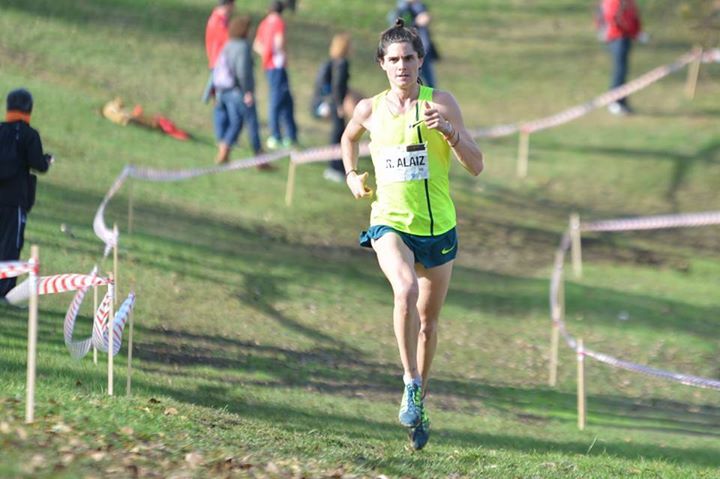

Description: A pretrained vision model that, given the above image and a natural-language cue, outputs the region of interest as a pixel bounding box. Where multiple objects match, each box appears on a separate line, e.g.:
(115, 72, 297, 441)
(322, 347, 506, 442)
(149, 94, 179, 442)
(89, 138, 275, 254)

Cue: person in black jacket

(0, 88, 52, 298)
(314, 32, 351, 182)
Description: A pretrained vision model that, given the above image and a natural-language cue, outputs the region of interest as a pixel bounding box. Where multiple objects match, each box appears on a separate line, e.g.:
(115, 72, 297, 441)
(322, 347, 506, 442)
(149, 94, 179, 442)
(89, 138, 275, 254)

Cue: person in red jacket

(202, 0, 235, 103)
(601, 0, 642, 115)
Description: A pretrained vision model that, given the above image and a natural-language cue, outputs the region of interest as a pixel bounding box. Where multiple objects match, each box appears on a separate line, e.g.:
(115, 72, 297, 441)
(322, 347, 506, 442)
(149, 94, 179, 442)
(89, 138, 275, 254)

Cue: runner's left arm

(424, 90, 484, 176)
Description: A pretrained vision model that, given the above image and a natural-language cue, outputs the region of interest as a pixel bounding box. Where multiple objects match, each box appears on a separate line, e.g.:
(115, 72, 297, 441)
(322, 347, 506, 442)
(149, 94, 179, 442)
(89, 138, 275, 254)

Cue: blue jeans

(214, 88, 244, 146)
(266, 68, 298, 142)
(213, 89, 262, 153)
(608, 38, 632, 106)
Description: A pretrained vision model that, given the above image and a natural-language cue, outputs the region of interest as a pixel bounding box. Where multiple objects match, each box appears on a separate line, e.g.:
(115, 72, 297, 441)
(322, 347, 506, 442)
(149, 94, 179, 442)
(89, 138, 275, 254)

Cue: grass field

(1, 0, 719, 477)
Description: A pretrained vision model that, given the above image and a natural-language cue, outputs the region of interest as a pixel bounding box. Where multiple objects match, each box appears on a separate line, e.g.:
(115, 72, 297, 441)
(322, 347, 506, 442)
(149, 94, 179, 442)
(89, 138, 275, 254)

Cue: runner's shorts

(359, 225, 457, 268)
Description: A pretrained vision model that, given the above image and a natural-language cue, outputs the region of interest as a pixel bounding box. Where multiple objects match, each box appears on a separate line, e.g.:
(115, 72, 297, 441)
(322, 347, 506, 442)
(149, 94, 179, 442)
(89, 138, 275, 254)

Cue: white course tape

(523, 49, 701, 134)
(581, 211, 720, 233)
(701, 48, 720, 63)
(128, 150, 288, 182)
(94, 166, 131, 256)
(92, 152, 288, 253)
(291, 143, 370, 165)
(550, 212, 720, 391)
(468, 48, 707, 139)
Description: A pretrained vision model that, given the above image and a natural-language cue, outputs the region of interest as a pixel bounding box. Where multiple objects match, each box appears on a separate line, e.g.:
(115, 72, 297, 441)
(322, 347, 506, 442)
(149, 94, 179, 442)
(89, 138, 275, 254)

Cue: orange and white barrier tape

(92, 284, 135, 356)
(7, 273, 111, 305)
(0, 260, 35, 279)
(63, 268, 100, 359)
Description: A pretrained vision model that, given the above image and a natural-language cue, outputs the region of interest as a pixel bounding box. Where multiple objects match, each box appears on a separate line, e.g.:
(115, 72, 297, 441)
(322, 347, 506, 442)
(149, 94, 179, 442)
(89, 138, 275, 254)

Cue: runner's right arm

(341, 98, 373, 199)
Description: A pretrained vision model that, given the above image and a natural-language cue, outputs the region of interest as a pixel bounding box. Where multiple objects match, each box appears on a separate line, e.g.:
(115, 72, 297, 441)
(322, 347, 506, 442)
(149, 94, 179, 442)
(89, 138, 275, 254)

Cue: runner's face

(380, 42, 423, 88)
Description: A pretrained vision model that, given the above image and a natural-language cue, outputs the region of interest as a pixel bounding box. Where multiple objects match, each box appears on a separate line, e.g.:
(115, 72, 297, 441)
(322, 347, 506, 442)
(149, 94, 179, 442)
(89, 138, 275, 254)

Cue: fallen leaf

(51, 422, 72, 433)
(163, 407, 178, 416)
(30, 454, 46, 469)
(90, 451, 107, 462)
(184, 452, 203, 468)
(0, 422, 10, 434)
(120, 426, 134, 435)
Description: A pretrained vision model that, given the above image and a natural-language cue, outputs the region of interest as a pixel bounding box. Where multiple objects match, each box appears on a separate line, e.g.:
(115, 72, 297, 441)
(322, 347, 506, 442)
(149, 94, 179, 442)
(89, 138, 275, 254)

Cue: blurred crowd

(204, 0, 440, 180)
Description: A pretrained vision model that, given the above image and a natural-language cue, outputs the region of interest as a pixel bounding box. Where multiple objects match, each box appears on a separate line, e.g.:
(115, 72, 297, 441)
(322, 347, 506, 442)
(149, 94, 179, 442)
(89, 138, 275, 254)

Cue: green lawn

(1, 0, 719, 477)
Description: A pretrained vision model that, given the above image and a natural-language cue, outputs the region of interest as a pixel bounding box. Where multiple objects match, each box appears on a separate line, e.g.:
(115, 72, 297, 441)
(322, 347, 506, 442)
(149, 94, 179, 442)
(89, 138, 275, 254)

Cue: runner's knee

(393, 281, 419, 306)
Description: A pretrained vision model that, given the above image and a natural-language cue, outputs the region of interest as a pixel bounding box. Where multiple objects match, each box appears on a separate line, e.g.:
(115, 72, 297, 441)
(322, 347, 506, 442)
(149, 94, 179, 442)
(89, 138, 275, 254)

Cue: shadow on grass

(2, 347, 719, 471)
(533, 136, 720, 214)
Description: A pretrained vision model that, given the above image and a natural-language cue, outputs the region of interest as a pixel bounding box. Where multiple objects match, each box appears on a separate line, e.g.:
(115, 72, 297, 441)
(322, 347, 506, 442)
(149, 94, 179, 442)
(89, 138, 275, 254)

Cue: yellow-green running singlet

(369, 85, 455, 236)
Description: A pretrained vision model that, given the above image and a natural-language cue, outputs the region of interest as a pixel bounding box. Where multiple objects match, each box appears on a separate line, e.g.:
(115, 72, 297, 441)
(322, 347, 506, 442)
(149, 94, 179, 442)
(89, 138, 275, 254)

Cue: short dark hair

(269, 1, 285, 14)
(6, 88, 33, 113)
(376, 18, 425, 63)
(218, 0, 235, 5)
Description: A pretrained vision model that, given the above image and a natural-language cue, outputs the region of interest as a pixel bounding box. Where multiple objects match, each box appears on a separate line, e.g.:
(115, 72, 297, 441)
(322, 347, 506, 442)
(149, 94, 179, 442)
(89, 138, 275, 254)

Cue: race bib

(375, 143, 429, 185)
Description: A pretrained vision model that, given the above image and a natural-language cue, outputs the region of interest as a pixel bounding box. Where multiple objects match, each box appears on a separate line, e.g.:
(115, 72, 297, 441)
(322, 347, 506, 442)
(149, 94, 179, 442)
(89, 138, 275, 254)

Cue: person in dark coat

(0, 88, 52, 297)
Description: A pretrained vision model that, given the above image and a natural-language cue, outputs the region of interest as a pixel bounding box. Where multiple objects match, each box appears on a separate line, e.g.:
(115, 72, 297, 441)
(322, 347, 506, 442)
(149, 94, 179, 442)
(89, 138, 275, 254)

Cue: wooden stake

(285, 159, 297, 207)
(25, 245, 39, 424)
(113, 224, 119, 307)
(93, 283, 98, 365)
(577, 338, 586, 431)
(107, 277, 115, 396)
(126, 308, 134, 396)
(570, 213, 582, 279)
(549, 262, 565, 387)
(517, 130, 530, 178)
(127, 181, 134, 235)
(685, 47, 702, 100)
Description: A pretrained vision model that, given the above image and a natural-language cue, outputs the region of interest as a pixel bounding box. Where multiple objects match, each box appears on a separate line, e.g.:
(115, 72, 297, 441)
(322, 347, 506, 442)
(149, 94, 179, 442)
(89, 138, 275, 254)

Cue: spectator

(285, 0, 298, 13)
(390, 0, 439, 88)
(212, 15, 268, 168)
(312, 32, 352, 182)
(253, 0, 299, 150)
(600, 0, 643, 115)
(0, 89, 52, 298)
(203, 0, 236, 103)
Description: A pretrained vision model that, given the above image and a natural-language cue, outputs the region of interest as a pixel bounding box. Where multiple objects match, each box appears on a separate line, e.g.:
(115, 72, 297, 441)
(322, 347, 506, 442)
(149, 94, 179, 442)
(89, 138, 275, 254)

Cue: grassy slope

(1, 0, 719, 477)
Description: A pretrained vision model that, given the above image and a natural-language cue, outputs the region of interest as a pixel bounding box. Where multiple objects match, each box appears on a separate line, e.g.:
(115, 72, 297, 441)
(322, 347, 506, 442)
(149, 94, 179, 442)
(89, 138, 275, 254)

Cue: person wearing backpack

(0, 88, 52, 298)
(212, 15, 267, 167)
(599, 0, 643, 115)
(312, 33, 352, 182)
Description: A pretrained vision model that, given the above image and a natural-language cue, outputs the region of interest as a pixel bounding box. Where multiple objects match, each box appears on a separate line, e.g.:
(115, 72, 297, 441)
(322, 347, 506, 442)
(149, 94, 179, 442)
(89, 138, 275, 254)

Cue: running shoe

(398, 382, 422, 427)
(266, 136, 281, 150)
(409, 405, 430, 450)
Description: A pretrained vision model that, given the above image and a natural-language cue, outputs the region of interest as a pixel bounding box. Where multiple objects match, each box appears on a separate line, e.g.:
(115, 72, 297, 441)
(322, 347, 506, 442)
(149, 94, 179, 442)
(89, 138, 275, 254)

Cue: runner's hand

(423, 101, 453, 137)
(346, 171, 373, 199)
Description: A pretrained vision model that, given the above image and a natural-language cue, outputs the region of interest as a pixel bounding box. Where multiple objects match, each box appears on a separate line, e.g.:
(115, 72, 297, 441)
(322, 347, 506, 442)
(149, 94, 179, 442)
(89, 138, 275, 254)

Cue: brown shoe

(215, 143, 230, 164)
